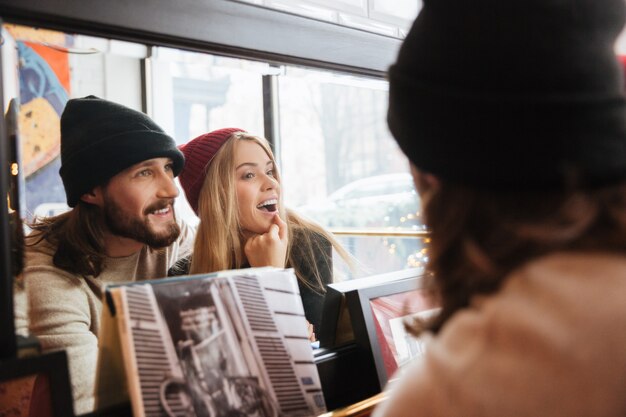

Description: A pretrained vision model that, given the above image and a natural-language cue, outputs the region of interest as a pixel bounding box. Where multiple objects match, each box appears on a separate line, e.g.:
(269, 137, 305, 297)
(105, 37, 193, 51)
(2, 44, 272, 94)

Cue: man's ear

(80, 186, 104, 207)
(410, 163, 440, 197)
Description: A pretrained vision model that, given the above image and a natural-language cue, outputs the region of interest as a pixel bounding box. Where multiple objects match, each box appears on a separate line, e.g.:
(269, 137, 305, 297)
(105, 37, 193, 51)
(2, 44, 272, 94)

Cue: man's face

(101, 157, 181, 248)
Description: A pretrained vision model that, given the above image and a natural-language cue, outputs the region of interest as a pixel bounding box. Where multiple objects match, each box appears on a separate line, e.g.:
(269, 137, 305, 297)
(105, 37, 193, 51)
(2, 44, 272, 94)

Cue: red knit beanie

(178, 128, 246, 214)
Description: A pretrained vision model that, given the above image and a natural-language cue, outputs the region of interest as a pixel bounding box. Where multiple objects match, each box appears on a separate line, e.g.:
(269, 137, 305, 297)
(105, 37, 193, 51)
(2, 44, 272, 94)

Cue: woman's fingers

(244, 217, 288, 268)
(274, 213, 288, 242)
(307, 320, 316, 342)
(268, 223, 280, 240)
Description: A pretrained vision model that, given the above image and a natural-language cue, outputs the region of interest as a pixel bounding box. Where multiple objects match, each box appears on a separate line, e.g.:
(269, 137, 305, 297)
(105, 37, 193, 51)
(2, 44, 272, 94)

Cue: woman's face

(234, 140, 280, 234)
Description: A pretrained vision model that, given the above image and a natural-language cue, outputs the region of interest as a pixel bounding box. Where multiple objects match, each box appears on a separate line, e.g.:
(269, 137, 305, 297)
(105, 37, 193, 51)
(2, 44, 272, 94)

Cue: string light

(377, 205, 431, 267)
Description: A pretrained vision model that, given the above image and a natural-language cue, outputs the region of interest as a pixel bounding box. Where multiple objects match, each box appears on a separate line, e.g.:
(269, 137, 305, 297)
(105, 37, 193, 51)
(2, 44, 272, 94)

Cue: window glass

(334, 235, 428, 278)
(278, 66, 422, 230)
(4, 23, 429, 277)
(277, 66, 426, 276)
(149, 47, 267, 226)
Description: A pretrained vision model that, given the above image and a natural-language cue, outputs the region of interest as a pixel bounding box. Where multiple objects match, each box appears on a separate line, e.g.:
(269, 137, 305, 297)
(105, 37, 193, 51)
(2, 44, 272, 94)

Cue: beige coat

(23, 219, 194, 415)
(373, 252, 626, 417)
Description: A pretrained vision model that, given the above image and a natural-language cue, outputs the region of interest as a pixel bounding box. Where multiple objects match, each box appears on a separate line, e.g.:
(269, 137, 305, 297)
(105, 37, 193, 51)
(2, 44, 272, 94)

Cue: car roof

(329, 173, 414, 198)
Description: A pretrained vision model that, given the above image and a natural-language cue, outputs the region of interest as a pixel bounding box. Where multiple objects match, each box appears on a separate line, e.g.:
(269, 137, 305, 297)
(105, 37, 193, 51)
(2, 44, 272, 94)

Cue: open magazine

(95, 267, 326, 417)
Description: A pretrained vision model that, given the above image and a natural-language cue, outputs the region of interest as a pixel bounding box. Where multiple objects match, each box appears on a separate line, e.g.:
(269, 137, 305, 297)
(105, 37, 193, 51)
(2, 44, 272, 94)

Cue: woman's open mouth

(256, 198, 278, 213)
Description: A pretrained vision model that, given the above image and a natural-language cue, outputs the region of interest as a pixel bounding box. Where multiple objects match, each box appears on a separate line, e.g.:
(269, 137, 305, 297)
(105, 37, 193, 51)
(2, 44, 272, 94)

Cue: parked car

(297, 173, 423, 229)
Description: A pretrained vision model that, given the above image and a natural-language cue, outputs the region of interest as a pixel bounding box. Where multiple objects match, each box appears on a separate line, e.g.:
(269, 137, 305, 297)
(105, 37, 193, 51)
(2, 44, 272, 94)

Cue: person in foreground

(171, 128, 351, 338)
(24, 96, 194, 414)
(373, 0, 626, 416)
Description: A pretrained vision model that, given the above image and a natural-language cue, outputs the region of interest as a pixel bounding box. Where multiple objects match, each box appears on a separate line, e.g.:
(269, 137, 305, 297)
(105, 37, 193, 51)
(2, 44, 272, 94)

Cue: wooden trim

(0, 351, 75, 416)
(329, 228, 429, 238)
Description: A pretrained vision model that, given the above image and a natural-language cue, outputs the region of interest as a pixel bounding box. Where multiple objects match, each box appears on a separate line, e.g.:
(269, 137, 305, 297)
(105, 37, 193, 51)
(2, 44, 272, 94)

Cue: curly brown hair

(418, 180, 626, 335)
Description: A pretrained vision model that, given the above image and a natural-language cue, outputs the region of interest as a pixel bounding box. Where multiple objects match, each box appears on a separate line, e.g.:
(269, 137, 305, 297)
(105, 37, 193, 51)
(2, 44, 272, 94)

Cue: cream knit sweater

(373, 252, 626, 417)
(23, 220, 194, 415)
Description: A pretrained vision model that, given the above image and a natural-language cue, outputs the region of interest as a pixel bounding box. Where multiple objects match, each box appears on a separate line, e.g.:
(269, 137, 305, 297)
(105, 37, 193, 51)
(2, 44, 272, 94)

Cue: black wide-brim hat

(388, 0, 626, 189)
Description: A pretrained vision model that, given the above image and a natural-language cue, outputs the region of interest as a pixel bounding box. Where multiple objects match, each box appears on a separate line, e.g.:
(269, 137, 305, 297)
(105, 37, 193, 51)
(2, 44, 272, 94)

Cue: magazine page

(215, 269, 326, 415)
(99, 268, 325, 417)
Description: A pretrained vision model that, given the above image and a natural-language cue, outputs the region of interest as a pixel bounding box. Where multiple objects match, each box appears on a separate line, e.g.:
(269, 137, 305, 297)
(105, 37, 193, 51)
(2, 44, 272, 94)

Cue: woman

(171, 128, 351, 338)
(373, 0, 626, 416)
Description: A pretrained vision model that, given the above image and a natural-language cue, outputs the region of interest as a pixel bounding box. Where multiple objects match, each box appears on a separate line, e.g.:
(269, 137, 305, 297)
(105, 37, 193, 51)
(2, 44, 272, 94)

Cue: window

(148, 47, 268, 226)
(4, 23, 428, 279)
(277, 66, 426, 276)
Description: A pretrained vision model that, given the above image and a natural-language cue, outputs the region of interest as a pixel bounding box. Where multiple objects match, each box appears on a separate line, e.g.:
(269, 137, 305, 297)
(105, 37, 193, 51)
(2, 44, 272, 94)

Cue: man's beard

(103, 195, 181, 249)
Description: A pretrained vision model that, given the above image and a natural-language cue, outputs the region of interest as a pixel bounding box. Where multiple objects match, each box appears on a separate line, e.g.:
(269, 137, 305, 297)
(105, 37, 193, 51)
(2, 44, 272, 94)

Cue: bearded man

(24, 96, 194, 414)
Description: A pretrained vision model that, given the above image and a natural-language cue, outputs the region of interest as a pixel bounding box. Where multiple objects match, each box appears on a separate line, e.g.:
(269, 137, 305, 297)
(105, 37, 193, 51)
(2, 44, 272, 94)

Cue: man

(24, 96, 194, 414)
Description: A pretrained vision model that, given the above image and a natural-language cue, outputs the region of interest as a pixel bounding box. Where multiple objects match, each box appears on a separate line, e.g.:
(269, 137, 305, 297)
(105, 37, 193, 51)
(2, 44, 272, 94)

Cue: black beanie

(388, 0, 626, 189)
(59, 96, 184, 207)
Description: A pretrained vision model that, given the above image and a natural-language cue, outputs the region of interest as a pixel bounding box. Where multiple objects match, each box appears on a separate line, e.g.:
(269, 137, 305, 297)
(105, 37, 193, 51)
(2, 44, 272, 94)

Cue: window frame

(0, 0, 400, 77)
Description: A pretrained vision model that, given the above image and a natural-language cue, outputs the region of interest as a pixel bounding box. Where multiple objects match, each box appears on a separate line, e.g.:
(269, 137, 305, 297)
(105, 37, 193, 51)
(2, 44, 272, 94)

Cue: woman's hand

(307, 320, 316, 342)
(244, 214, 288, 268)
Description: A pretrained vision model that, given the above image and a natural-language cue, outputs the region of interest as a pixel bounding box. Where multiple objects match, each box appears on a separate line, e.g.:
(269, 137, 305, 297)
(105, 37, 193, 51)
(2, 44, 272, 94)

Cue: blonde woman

(170, 128, 351, 338)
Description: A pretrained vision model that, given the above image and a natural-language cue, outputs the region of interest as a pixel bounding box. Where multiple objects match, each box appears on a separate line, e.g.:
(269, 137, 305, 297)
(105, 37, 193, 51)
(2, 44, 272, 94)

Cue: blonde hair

(190, 132, 352, 293)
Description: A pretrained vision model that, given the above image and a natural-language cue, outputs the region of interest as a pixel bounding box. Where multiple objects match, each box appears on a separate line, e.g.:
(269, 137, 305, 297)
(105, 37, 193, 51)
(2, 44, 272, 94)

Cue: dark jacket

(168, 227, 333, 335)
